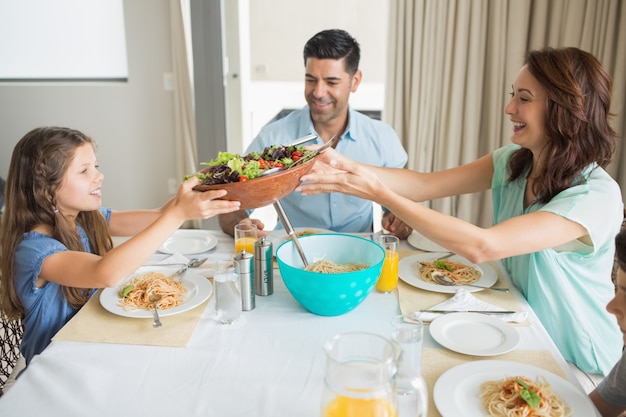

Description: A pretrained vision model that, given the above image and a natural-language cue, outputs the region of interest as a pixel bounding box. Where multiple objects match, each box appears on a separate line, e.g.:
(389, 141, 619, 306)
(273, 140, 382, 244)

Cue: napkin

(142, 253, 190, 266)
(142, 253, 230, 279)
(412, 288, 528, 323)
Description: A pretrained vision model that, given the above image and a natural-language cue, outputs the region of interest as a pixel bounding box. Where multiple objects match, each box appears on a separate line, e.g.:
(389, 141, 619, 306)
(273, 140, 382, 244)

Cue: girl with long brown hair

(0, 127, 240, 369)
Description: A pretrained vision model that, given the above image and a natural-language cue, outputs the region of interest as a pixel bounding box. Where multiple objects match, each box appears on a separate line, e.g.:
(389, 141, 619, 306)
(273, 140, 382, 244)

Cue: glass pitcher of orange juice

(321, 332, 399, 417)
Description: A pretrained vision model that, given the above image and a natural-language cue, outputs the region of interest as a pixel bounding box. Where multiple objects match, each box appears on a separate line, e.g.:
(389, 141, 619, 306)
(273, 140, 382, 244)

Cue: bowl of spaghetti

(276, 234, 385, 316)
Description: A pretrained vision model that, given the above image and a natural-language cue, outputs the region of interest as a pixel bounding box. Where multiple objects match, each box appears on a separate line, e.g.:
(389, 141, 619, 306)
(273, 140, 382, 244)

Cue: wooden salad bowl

(192, 157, 315, 210)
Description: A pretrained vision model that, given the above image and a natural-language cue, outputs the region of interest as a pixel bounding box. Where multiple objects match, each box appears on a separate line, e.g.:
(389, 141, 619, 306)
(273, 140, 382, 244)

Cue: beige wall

(0, 0, 177, 211)
(0, 0, 389, 213)
(249, 0, 389, 83)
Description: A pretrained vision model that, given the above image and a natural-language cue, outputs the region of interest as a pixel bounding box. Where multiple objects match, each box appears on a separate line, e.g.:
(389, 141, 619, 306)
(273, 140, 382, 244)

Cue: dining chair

(0, 312, 23, 397)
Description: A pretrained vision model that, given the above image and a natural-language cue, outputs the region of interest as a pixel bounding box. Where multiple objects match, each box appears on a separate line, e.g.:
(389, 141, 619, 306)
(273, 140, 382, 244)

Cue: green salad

(186, 144, 314, 185)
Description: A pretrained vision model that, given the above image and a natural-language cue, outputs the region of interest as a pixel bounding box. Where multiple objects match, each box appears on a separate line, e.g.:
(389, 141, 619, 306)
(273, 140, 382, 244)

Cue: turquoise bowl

(276, 234, 385, 316)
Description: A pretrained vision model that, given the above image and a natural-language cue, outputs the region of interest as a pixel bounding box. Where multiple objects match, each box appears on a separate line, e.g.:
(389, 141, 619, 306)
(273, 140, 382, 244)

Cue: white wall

(0, 0, 389, 216)
(243, 0, 389, 150)
(0, 0, 176, 211)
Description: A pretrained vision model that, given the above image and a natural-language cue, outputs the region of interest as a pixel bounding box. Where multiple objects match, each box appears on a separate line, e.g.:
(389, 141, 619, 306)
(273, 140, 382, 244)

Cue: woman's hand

(298, 148, 384, 201)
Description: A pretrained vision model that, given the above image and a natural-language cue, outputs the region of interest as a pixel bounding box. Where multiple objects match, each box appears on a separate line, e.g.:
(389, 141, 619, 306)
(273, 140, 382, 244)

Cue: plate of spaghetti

(398, 253, 497, 293)
(433, 360, 593, 416)
(99, 267, 213, 318)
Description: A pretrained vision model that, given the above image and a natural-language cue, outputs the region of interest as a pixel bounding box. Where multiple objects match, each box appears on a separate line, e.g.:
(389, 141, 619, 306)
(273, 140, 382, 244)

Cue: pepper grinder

(234, 249, 255, 311)
(254, 237, 273, 296)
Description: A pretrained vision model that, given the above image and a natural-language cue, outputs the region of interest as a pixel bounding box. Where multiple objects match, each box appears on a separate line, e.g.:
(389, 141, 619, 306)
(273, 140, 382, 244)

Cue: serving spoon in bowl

(431, 271, 510, 292)
(273, 200, 309, 267)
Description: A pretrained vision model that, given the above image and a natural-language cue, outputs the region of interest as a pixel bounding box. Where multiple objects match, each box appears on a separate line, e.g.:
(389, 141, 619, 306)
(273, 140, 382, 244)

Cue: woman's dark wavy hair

(0, 127, 113, 320)
(508, 47, 617, 204)
(303, 29, 360, 76)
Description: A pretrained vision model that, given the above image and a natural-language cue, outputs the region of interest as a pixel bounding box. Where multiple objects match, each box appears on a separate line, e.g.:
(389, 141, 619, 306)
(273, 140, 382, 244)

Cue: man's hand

(238, 217, 268, 237)
(381, 211, 412, 240)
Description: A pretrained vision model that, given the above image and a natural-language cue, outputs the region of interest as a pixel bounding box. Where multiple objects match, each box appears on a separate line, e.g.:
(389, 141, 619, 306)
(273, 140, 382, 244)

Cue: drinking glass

(390, 315, 424, 375)
(214, 264, 241, 324)
(376, 235, 399, 292)
(234, 223, 258, 255)
(395, 366, 428, 417)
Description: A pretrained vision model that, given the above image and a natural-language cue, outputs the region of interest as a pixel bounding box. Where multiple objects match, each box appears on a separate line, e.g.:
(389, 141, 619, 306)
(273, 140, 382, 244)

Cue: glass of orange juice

(376, 235, 399, 293)
(234, 223, 257, 255)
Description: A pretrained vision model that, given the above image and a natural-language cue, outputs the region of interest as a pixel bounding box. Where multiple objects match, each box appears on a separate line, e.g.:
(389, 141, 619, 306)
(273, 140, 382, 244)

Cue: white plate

(398, 253, 496, 293)
(267, 227, 334, 255)
(407, 231, 446, 252)
(433, 360, 597, 417)
(158, 229, 218, 255)
(430, 312, 520, 356)
(100, 267, 213, 318)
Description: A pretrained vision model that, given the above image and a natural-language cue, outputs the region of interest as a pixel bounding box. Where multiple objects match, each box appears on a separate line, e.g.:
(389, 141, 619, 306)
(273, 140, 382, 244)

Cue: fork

(431, 271, 510, 292)
(434, 252, 455, 261)
(172, 257, 208, 279)
(148, 293, 163, 327)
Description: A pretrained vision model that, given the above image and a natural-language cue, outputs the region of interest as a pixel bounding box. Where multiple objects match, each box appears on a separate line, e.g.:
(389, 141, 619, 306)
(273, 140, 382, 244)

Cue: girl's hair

(0, 127, 113, 320)
(508, 47, 617, 204)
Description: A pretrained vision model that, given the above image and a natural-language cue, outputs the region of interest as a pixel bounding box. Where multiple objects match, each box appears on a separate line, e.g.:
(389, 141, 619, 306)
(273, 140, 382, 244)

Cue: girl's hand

(172, 176, 241, 221)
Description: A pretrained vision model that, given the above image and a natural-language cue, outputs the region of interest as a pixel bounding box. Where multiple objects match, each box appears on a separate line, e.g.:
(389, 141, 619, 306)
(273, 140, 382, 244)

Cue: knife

(417, 310, 517, 314)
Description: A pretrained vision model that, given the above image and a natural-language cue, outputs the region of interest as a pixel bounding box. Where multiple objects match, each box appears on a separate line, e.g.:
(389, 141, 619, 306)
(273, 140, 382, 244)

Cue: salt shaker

(254, 237, 273, 296)
(234, 249, 255, 311)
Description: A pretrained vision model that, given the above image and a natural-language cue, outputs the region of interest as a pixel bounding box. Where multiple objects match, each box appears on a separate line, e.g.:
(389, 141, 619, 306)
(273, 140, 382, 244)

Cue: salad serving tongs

(291, 135, 338, 167)
(285, 133, 317, 147)
(260, 135, 337, 177)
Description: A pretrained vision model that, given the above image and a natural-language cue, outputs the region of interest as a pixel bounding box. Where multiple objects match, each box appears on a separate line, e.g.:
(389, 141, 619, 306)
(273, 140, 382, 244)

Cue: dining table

(0, 228, 601, 417)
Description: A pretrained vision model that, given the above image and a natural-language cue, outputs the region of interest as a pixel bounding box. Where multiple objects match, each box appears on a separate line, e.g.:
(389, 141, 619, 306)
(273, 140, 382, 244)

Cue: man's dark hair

(303, 29, 360, 76)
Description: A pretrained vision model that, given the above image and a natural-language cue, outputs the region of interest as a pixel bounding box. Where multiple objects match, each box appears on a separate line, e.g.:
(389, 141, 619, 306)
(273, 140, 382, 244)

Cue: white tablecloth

(0, 230, 597, 417)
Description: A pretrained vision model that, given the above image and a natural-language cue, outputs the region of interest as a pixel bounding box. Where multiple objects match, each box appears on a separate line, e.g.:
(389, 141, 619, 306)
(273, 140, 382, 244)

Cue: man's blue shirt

(246, 106, 407, 232)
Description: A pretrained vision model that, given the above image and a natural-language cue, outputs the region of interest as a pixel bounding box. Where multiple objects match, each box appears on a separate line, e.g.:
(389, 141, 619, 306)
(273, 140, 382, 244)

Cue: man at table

(590, 228, 626, 417)
(218, 29, 411, 239)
